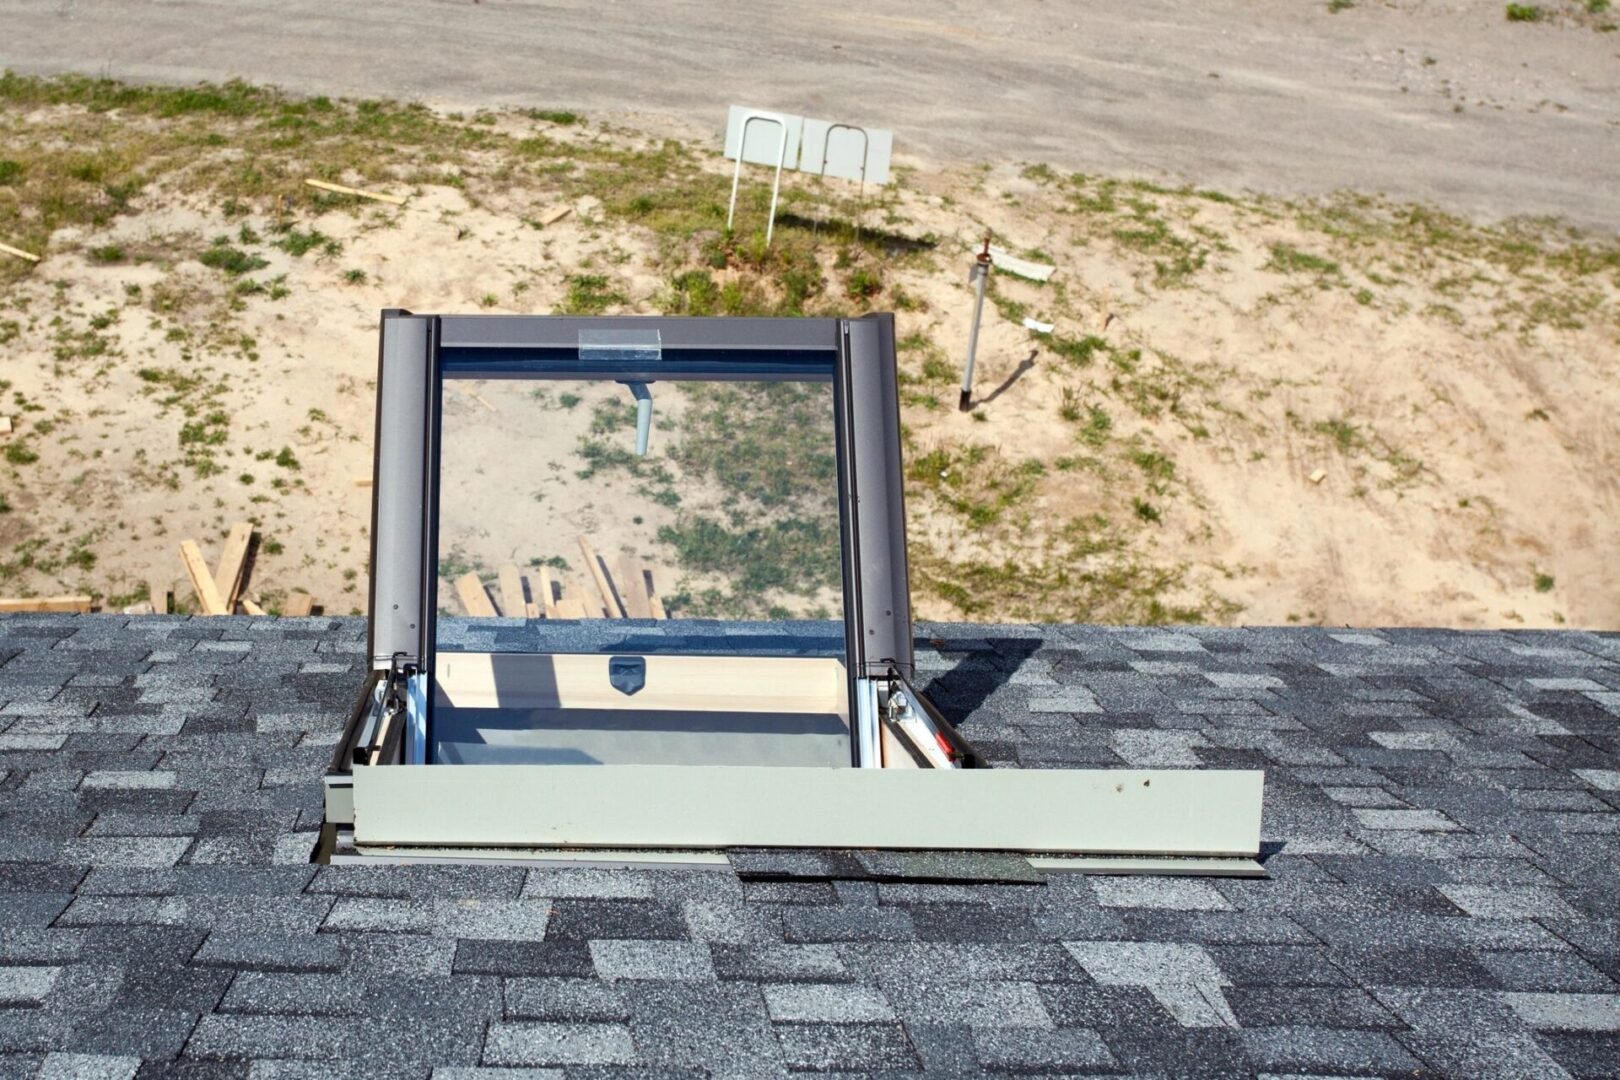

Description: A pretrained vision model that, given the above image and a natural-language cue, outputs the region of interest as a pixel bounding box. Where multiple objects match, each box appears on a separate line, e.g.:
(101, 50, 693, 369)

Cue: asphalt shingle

(0, 613, 1615, 1078)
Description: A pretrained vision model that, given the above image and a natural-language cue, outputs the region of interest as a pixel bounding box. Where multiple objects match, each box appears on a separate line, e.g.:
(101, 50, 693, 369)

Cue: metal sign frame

(723, 107, 804, 246)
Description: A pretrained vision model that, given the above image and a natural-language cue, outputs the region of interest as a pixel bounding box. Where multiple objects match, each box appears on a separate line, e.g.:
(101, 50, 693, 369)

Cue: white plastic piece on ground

(989, 245, 1056, 282)
(1022, 317, 1055, 334)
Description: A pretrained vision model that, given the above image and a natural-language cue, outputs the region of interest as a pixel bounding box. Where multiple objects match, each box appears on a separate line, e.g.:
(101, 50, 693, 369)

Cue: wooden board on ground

(240, 597, 267, 616)
(537, 567, 560, 619)
(283, 592, 315, 617)
(538, 204, 572, 227)
(644, 567, 667, 620)
(180, 539, 228, 616)
(303, 178, 407, 205)
(0, 241, 40, 263)
(0, 417, 11, 435)
(567, 575, 602, 618)
(578, 537, 624, 618)
(554, 596, 589, 619)
(0, 595, 92, 613)
(615, 554, 653, 619)
(213, 522, 254, 611)
(498, 563, 526, 619)
(456, 572, 498, 617)
(148, 579, 169, 615)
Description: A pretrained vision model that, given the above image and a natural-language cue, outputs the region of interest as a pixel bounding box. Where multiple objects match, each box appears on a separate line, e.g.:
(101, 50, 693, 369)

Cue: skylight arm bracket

(627, 381, 652, 456)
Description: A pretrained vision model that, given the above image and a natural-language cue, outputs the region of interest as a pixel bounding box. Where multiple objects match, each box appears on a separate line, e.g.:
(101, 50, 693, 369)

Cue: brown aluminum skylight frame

(323, 311, 1266, 866)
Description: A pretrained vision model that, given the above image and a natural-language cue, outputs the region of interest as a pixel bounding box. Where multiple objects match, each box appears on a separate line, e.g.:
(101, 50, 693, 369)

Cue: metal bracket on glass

(578, 328, 662, 362)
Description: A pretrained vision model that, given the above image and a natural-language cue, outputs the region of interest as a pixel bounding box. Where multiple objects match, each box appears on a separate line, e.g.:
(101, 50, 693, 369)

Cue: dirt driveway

(4, 0, 1617, 226)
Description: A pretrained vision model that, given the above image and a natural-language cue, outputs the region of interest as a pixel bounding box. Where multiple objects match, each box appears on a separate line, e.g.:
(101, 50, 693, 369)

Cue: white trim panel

(352, 765, 1265, 856)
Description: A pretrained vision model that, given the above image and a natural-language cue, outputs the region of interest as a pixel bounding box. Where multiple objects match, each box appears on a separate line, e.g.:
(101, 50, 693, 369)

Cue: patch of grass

(0, 159, 21, 185)
(845, 266, 882, 300)
(1111, 212, 1208, 287)
(89, 243, 126, 263)
(562, 273, 625, 315)
(272, 226, 339, 257)
(1505, 3, 1544, 21)
(5, 442, 40, 465)
(1079, 404, 1113, 448)
(1129, 447, 1177, 492)
(665, 269, 719, 316)
(341, 268, 368, 285)
(1313, 417, 1364, 454)
(1048, 334, 1109, 366)
(526, 109, 581, 126)
(199, 240, 267, 275)
(908, 443, 1044, 529)
(669, 382, 837, 511)
(274, 446, 300, 470)
(1266, 243, 1340, 277)
(658, 513, 840, 606)
(1534, 571, 1555, 592)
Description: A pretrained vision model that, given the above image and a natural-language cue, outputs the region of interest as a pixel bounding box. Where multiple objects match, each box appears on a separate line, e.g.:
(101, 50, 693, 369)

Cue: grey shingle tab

(2, 614, 1617, 1075)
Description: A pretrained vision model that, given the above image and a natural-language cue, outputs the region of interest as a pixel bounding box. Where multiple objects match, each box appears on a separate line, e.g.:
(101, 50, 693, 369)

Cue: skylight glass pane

(433, 374, 845, 657)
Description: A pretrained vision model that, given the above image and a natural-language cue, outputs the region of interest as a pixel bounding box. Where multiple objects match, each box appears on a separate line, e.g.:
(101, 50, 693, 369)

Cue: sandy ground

(1, 95, 1616, 627)
(3, 0, 1619, 226)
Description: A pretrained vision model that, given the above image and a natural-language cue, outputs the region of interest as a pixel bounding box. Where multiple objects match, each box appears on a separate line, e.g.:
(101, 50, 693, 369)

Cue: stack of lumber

(176, 522, 312, 616)
(454, 535, 668, 620)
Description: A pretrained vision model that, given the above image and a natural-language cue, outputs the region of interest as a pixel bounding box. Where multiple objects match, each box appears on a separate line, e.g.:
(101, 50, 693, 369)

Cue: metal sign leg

(728, 115, 789, 246)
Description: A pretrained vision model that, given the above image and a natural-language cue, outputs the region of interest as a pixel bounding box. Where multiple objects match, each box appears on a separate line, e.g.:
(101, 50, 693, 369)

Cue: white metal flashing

(353, 764, 1264, 855)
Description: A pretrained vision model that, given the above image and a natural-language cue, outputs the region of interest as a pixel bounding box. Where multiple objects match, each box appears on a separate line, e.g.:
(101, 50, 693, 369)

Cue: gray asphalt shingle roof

(1, 613, 1618, 1078)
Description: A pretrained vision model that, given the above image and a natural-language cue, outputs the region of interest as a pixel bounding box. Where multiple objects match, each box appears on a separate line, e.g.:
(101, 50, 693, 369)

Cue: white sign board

(801, 120, 893, 186)
(723, 105, 804, 168)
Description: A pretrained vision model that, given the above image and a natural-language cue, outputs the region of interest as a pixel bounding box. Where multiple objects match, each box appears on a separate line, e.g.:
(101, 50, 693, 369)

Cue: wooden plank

(438, 653, 848, 715)
(644, 565, 667, 620)
(180, 540, 228, 616)
(148, 579, 169, 615)
(554, 596, 589, 619)
(0, 416, 12, 435)
(240, 597, 267, 616)
(537, 204, 572, 227)
(303, 178, 407, 205)
(497, 563, 526, 619)
(455, 572, 498, 617)
(577, 537, 624, 618)
(0, 240, 40, 263)
(566, 575, 602, 618)
(537, 567, 560, 619)
(0, 595, 92, 613)
(615, 554, 652, 619)
(212, 522, 254, 611)
(283, 592, 315, 617)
